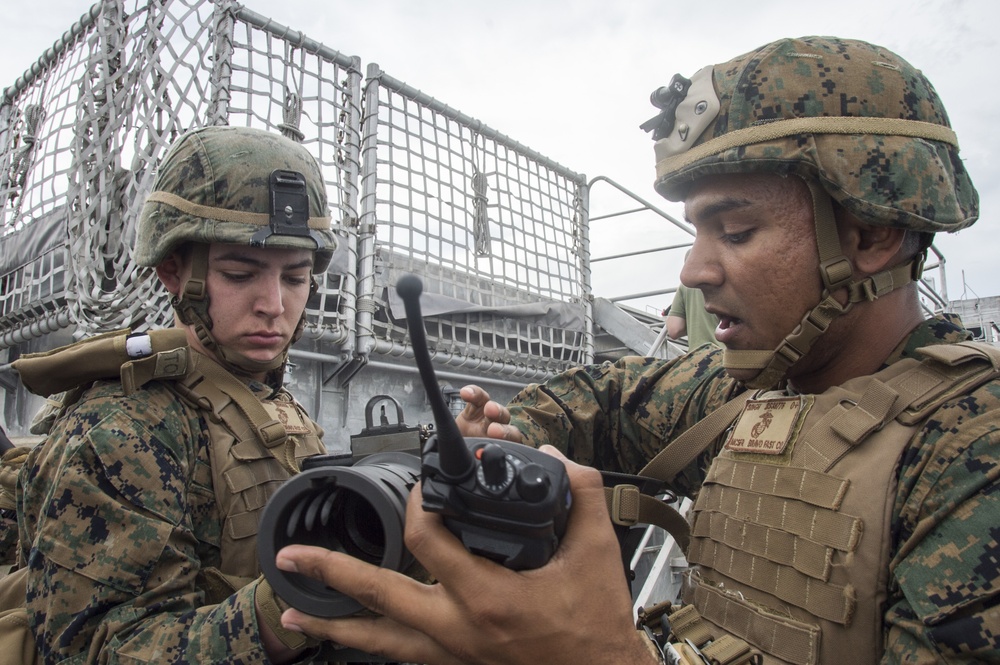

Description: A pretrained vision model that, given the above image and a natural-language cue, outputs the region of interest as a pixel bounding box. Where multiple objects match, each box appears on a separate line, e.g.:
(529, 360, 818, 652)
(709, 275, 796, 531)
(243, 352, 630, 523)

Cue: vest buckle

(610, 484, 641, 526)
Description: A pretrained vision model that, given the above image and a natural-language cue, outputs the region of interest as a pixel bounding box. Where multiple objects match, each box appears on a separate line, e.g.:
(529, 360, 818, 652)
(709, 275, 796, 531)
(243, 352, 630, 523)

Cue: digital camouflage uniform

(18, 374, 321, 663)
(0, 444, 25, 565)
(508, 314, 1000, 662)
(11, 126, 338, 664)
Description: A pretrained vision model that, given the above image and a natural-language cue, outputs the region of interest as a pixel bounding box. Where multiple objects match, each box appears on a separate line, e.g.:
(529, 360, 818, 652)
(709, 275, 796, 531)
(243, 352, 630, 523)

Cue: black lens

(334, 491, 386, 562)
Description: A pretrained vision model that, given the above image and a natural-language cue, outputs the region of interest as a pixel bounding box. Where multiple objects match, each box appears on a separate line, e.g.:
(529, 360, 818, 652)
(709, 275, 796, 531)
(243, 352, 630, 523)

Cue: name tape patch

(725, 396, 803, 455)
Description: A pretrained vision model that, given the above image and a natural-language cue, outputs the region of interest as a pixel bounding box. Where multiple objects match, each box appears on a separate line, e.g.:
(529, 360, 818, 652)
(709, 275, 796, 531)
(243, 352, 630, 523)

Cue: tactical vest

(171, 351, 327, 579)
(8, 327, 326, 587)
(673, 342, 1000, 665)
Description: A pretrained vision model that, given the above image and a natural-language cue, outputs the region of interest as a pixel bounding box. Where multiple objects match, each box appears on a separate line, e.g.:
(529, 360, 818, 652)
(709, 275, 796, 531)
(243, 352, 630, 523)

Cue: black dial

(476, 443, 513, 493)
(515, 463, 551, 503)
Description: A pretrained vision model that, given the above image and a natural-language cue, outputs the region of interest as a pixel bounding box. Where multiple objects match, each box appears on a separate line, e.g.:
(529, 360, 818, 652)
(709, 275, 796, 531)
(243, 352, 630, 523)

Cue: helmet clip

(250, 169, 320, 248)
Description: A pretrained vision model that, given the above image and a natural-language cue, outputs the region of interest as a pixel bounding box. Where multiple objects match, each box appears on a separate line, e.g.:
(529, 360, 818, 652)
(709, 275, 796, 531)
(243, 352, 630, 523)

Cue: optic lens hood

(257, 452, 421, 617)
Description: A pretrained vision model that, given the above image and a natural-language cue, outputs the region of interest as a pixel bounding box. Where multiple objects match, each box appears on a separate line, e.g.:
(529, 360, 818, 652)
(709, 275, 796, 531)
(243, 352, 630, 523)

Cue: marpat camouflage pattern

(509, 314, 1000, 662)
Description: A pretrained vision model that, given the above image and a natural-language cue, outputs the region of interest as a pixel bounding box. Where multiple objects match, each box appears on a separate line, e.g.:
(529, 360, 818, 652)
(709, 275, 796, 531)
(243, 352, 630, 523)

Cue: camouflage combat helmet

(642, 36, 980, 388)
(137, 125, 337, 380)
(137, 125, 336, 272)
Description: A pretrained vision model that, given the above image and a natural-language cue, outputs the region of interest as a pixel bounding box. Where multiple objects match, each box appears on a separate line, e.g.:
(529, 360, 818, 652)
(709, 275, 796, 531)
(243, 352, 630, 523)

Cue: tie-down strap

(604, 484, 691, 552)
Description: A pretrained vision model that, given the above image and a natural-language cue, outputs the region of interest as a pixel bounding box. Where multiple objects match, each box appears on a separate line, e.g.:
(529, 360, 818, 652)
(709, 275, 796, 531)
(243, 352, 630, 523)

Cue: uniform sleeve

(883, 385, 1000, 663)
(507, 347, 739, 489)
(0, 509, 17, 566)
(667, 288, 687, 319)
(21, 391, 273, 665)
(0, 446, 30, 565)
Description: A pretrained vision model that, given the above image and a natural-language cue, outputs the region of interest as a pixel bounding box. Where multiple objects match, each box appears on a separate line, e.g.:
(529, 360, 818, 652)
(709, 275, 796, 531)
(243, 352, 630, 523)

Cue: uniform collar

(882, 313, 973, 368)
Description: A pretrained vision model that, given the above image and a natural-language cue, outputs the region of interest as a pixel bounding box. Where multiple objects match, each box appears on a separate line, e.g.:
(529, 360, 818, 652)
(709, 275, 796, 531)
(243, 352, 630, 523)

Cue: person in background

(666, 251, 721, 350)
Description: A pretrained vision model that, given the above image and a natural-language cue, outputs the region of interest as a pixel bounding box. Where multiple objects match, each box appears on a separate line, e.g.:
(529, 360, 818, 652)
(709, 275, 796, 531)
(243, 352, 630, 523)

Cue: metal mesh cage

(1, 0, 594, 380)
(359, 69, 591, 376)
(0, 0, 360, 346)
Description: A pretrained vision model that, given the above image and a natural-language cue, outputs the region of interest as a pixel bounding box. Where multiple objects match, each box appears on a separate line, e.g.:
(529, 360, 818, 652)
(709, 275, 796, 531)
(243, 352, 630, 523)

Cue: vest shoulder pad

(901, 341, 1000, 424)
(12, 328, 190, 397)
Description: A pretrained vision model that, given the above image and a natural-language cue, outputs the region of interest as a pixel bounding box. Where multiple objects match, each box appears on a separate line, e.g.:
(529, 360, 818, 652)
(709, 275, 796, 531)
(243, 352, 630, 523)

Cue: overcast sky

(3, 0, 998, 308)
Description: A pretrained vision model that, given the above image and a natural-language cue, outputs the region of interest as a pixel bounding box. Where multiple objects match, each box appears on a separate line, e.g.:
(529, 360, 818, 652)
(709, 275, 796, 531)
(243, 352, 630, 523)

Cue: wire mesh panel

(359, 68, 592, 377)
(1, 0, 594, 383)
(0, 0, 361, 349)
(0, 5, 99, 347)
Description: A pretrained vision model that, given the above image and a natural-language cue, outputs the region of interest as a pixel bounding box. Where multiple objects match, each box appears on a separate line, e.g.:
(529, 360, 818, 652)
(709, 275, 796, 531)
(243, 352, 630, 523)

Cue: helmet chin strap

(171, 244, 295, 384)
(722, 179, 925, 390)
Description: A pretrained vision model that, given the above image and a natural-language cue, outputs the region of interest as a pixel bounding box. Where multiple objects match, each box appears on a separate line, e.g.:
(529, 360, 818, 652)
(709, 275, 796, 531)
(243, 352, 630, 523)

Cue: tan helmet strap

(173, 243, 212, 329)
(847, 257, 923, 304)
(808, 180, 853, 293)
(721, 180, 852, 389)
(724, 291, 852, 389)
(722, 180, 922, 389)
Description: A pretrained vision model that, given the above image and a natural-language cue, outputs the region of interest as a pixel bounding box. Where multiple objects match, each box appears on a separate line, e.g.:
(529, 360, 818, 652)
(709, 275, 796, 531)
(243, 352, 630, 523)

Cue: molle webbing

(694, 479, 861, 552)
(685, 341, 1000, 664)
(688, 537, 855, 624)
(691, 510, 834, 581)
(665, 604, 763, 665)
(689, 471, 860, 626)
(681, 584, 820, 665)
(706, 457, 849, 509)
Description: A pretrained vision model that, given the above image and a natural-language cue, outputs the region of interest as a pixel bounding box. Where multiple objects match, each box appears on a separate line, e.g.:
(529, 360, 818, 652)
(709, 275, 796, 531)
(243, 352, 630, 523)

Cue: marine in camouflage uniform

(12, 126, 338, 664)
(502, 37, 999, 663)
(510, 315, 999, 662)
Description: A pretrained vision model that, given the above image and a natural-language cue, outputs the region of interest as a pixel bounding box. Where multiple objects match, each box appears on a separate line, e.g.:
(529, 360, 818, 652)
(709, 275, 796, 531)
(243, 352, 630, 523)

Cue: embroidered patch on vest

(266, 401, 312, 435)
(725, 396, 803, 455)
(154, 348, 188, 378)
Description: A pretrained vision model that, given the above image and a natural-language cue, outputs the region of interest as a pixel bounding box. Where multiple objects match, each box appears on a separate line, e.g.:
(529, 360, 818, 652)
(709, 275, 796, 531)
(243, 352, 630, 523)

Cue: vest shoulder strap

(639, 391, 751, 484)
(603, 485, 691, 552)
(172, 354, 300, 476)
(899, 341, 1000, 424)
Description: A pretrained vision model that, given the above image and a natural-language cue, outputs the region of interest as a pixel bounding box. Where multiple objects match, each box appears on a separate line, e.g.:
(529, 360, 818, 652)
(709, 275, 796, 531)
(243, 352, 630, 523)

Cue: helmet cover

(136, 125, 337, 272)
(648, 36, 978, 233)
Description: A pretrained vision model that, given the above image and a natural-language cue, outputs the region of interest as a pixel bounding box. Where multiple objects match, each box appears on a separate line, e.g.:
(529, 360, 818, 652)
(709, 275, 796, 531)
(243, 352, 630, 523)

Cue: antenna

(395, 274, 475, 482)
